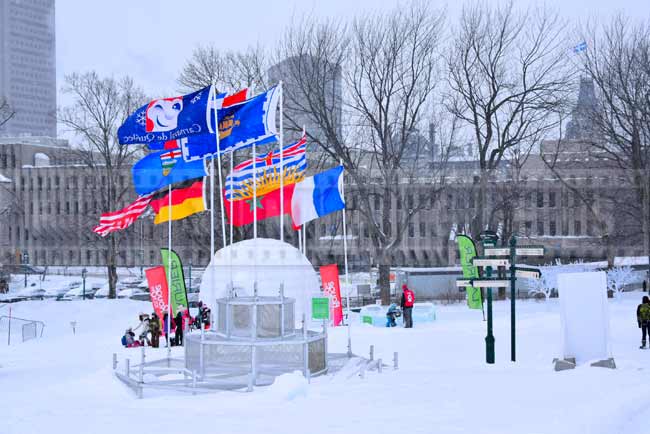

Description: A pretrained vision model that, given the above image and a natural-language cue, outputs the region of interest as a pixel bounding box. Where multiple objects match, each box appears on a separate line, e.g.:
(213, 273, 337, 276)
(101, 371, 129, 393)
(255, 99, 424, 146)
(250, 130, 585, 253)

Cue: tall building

(0, 0, 57, 138)
(268, 55, 342, 150)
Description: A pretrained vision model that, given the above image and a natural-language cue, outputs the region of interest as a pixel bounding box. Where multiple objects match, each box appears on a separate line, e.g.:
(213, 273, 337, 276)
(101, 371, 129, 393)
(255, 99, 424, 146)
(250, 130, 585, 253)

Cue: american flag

(225, 133, 307, 201)
(92, 194, 153, 237)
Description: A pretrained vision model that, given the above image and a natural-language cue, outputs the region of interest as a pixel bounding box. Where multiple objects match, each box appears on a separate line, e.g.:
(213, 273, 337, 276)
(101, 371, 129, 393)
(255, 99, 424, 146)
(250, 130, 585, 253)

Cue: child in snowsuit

(386, 303, 401, 327)
(637, 296, 650, 348)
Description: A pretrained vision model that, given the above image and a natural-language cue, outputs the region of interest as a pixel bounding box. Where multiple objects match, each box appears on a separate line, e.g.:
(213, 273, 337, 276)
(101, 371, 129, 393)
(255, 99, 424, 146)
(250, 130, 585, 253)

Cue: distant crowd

(122, 301, 211, 348)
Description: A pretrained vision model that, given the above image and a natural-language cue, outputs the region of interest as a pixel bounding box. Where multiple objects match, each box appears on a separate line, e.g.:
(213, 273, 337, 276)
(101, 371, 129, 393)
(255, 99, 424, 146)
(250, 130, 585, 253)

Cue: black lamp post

(82, 268, 87, 300)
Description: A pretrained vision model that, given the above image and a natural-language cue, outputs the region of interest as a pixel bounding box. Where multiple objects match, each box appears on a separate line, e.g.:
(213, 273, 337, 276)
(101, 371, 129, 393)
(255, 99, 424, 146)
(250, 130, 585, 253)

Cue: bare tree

(178, 45, 268, 93)
(59, 72, 146, 298)
(446, 1, 573, 238)
(277, 4, 452, 303)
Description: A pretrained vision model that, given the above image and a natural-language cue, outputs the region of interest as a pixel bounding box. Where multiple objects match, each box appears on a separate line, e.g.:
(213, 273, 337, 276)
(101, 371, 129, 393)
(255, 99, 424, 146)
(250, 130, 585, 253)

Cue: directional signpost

(457, 233, 544, 364)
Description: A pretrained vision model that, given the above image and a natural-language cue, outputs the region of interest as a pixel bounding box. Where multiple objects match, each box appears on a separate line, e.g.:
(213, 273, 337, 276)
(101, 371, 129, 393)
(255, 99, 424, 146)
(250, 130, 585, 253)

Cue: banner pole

(279, 82, 284, 243)
(339, 160, 351, 356)
(253, 139, 257, 240)
(211, 85, 227, 250)
(167, 183, 172, 358)
(229, 150, 234, 246)
(298, 227, 303, 253)
(303, 222, 307, 258)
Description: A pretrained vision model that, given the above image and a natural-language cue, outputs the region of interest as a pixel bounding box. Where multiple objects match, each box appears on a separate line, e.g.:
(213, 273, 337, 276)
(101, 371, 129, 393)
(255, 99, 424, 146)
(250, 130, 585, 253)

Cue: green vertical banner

(456, 235, 483, 309)
(161, 248, 189, 315)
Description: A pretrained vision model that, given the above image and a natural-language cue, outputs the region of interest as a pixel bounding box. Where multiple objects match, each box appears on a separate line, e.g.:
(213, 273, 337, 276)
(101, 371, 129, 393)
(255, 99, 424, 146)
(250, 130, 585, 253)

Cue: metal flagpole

(279, 82, 284, 243)
(211, 86, 227, 249)
(298, 228, 303, 253)
(253, 140, 257, 240)
(303, 222, 307, 257)
(229, 151, 234, 245)
(167, 184, 172, 358)
(340, 160, 352, 357)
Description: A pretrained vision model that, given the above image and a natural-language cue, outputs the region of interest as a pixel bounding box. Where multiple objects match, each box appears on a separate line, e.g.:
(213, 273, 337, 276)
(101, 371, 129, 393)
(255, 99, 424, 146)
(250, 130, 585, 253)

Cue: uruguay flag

(291, 166, 345, 228)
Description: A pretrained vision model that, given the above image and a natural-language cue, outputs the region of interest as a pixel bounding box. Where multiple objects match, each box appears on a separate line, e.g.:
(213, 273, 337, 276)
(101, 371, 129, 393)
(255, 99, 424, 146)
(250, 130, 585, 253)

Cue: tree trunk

(378, 254, 391, 305)
(108, 235, 118, 299)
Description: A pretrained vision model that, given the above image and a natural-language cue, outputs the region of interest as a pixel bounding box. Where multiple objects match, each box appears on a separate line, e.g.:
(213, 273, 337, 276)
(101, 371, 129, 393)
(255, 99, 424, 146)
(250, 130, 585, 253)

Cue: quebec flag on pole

(118, 86, 214, 145)
(291, 165, 345, 229)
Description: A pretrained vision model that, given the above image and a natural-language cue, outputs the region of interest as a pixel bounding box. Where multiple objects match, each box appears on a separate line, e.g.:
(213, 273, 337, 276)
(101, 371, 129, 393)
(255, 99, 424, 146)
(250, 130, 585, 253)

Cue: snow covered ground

(1, 293, 650, 434)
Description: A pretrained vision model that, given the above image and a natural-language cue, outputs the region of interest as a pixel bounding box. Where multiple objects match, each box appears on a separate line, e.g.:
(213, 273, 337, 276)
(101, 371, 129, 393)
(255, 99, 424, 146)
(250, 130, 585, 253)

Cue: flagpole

(298, 227, 303, 253)
(229, 151, 234, 246)
(167, 183, 172, 359)
(303, 222, 307, 258)
(253, 140, 257, 240)
(279, 82, 284, 243)
(340, 160, 351, 357)
(211, 86, 227, 250)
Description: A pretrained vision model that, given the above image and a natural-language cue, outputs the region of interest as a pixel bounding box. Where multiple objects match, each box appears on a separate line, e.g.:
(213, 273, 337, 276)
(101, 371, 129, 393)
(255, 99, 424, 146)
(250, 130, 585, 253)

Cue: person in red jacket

(400, 284, 415, 328)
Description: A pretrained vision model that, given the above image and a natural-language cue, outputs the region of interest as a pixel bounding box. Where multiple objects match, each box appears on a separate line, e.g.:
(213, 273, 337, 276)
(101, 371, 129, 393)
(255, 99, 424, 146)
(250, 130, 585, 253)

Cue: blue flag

(573, 41, 587, 53)
(181, 86, 280, 162)
(118, 86, 215, 146)
(132, 148, 208, 196)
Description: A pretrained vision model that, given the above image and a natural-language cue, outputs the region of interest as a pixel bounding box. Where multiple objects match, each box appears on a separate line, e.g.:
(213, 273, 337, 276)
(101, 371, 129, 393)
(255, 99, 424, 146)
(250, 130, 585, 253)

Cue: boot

(640, 341, 646, 349)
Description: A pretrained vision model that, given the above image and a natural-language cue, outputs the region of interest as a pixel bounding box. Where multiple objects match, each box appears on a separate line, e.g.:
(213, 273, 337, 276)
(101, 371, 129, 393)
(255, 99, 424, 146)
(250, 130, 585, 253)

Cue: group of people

(122, 302, 211, 349)
(386, 284, 415, 328)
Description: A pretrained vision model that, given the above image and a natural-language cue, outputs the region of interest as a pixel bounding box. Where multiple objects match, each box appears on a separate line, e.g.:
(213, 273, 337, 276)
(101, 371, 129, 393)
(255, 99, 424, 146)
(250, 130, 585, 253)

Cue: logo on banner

(146, 97, 183, 132)
(160, 149, 182, 176)
(150, 283, 169, 313)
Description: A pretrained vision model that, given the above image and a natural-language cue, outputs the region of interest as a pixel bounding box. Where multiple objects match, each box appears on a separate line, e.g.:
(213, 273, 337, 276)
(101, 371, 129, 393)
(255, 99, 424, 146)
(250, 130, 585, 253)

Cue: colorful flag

(573, 41, 587, 53)
(225, 133, 307, 201)
(456, 235, 483, 309)
(160, 249, 189, 316)
(149, 179, 206, 224)
(145, 266, 170, 321)
(118, 86, 214, 145)
(224, 183, 295, 227)
(290, 166, 345, 229)
(132, 148, 208, 196)
(320, 264, 343, 327)
(92, 194, 153, 236)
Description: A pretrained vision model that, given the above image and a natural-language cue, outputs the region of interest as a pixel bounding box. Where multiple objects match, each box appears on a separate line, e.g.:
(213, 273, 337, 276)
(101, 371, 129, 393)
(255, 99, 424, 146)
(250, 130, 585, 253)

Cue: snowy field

(1, 294, 650, 434)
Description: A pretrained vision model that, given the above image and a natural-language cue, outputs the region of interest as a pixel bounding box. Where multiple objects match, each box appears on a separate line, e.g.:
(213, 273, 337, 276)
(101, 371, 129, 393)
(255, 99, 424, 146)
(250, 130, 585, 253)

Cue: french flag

(291, 166, 345, 228)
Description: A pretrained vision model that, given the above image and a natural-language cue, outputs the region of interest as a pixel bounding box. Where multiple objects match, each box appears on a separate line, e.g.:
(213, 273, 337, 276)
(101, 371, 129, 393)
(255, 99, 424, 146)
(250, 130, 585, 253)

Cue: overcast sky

(55, 0, 650, 104)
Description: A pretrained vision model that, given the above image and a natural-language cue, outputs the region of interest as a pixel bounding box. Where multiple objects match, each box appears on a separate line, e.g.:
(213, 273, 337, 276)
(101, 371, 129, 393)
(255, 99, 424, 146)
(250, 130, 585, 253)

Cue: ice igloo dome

(199, 238, 320, 325)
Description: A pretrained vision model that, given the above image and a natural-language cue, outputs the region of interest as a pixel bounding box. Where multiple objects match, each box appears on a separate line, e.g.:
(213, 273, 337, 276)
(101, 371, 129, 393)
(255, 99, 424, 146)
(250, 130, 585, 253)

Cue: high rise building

(0, 0, 57, 138)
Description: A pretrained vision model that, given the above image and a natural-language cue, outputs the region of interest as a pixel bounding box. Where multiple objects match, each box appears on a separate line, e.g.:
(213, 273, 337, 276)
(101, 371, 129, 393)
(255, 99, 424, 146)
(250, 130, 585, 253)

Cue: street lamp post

(479, 230, 499, 365)
(82, 268, 87, 300)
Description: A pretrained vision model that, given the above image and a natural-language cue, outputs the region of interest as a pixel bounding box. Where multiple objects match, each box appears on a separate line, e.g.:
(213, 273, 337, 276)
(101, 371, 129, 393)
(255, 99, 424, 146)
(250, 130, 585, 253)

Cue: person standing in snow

(174, 306, 186, 346)
(163, 312, 171, 347)
(400, 284, 415, 328)
(150, 312, 161, 348)
(637, 296, 650, 348)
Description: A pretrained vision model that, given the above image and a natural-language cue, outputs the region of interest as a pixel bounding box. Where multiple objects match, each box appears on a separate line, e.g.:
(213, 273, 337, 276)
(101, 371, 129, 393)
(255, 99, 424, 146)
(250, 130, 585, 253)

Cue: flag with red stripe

(93, 194, 153, 236)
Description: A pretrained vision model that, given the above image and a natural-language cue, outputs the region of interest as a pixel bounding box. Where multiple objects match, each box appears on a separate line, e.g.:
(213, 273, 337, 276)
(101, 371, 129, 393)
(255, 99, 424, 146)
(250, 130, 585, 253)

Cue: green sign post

(479, 231, 498, 365)
(312, 297, 330, 320)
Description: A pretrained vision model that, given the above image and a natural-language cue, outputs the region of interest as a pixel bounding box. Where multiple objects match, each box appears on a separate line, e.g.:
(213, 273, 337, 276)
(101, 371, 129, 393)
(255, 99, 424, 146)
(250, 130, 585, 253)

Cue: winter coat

(150, 317, 161, 335)
(401, 289, 415, 308)
(638, 303, 650, 325)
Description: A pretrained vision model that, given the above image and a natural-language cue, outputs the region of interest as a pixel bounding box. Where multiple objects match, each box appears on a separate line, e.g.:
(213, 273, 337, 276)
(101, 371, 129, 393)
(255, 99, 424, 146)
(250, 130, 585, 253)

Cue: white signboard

(471, 279, 510, 288)
(472, 258, 510, 267)
(515, 247, 544, 256)
(558, 271, 611, 363)
(483, 248, 510, 256)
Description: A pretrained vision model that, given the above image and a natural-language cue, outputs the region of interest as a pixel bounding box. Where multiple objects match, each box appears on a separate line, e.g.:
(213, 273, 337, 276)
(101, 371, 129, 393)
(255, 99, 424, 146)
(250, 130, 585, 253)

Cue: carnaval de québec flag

(118, 86, 214, 145)
(291, 165, 345, 228)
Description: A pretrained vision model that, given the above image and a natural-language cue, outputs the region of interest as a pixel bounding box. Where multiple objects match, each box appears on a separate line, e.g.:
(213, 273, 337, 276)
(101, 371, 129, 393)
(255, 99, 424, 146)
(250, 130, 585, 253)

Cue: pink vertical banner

(320, 264, 343, 326)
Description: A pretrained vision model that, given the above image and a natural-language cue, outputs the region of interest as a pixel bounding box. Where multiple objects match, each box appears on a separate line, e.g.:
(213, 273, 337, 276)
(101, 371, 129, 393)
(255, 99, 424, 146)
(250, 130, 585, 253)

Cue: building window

(446, 194, 452, 210)
(549, 192, 556, 208)
(537, 221, 544, 236)
(407, 194, 414, 210)
(537, 191, 544, 208)
(562, 220, 568, 236)
(66, 202, 70, 214)
(549, 221, 557, 236)
(374, 196, 380, 210)
(525, 221, 532, 236)
(419, 222, 425, 237)
(408, 222, 414, 238)
(575, 220, 582, 236)
(525, 192, 532, 208)
(561, 190, 568, 207)
(587, 219, 594, 236)
(397, 195, 402, 210)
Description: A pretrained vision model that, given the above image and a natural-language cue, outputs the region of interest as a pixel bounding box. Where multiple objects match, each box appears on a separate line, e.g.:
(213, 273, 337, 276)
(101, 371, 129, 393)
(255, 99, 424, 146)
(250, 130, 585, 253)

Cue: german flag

(150, 178, 206, 224)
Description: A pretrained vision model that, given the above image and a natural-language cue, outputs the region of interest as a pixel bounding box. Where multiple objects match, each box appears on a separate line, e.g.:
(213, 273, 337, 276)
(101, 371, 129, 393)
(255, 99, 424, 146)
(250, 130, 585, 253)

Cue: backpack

(640, 304, 650, 322)
(121, 335, 127, 346)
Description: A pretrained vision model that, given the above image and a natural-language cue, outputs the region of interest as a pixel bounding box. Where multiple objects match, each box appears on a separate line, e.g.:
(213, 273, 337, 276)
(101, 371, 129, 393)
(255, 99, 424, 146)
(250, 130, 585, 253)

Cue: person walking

(637, 296, 650, 349)
(400, 284, 415, 328)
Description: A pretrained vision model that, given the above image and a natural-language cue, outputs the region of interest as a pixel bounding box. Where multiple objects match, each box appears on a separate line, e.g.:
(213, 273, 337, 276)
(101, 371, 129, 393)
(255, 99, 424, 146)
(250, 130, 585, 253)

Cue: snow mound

(266, 371, 309, 401)
(199, 238, 320, 323)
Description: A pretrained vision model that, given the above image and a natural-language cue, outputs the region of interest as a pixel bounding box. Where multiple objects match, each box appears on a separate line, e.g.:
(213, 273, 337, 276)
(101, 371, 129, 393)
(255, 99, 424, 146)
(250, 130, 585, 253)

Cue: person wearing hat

(400, 284, 415, 328)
